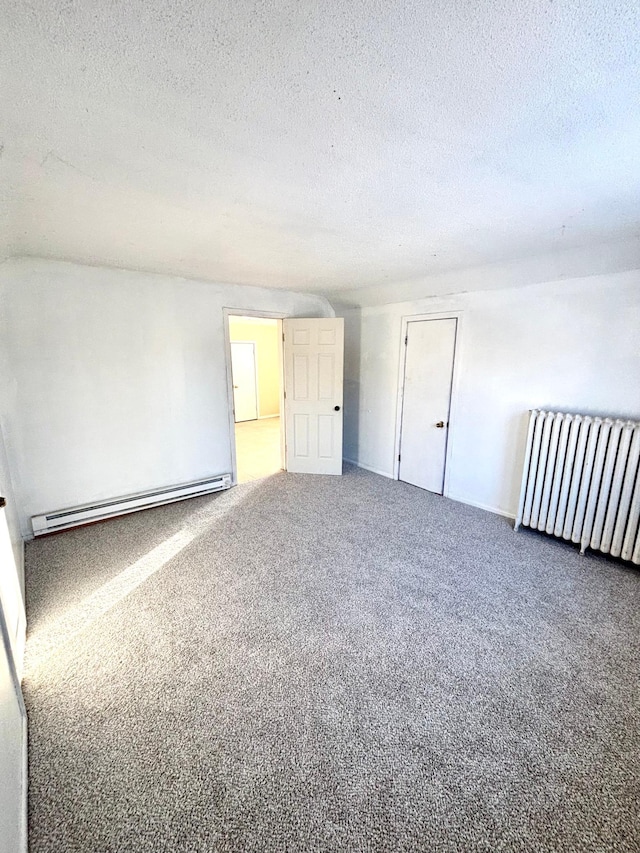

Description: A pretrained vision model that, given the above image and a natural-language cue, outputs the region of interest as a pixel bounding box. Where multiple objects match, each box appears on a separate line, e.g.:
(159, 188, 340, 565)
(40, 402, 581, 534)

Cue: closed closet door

(399, 318, 457, 494)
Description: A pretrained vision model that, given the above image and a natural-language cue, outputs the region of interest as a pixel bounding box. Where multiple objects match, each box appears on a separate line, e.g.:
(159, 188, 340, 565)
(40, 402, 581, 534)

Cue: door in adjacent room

(398, 318, 457, 494)
(283, 318, 344, 475)
(230, 342, 258, 423)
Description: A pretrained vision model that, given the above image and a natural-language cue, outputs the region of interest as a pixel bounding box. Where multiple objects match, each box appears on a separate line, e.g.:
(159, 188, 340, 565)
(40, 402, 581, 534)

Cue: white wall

(333, 236, 640, 308)
(338, 269, 640, 517)
(0, 259, 332, 537)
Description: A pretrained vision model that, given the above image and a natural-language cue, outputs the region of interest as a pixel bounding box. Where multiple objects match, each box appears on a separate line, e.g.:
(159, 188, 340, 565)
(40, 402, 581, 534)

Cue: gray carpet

(23, 466, 640, 852)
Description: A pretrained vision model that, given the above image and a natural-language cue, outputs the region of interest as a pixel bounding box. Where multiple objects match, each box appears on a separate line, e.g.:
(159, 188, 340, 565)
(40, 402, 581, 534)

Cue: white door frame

(393, 311, 463, 497)
(223, 308, 288, 486)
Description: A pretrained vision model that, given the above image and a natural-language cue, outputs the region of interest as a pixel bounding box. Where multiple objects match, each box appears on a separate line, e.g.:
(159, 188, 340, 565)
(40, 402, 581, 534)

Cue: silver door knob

(435, 421, 445, 428)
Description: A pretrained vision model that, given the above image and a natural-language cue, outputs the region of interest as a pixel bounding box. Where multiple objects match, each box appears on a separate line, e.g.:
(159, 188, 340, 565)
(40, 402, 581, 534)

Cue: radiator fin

(516, 410, 640, 564)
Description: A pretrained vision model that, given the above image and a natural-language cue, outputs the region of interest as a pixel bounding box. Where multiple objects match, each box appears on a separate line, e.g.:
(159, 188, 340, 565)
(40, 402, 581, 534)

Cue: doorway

(224, 312, 345, 483)
(228, 315, 284, 483)
(397, 316, 459, 494)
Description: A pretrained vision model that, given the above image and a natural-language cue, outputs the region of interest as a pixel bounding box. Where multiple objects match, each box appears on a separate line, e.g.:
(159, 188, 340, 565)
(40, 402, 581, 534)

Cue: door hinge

(283, 389, 286, 399)
(282, 332, 285, 341)
(404, 335, 408, 345)
(398, 453, 401, 462)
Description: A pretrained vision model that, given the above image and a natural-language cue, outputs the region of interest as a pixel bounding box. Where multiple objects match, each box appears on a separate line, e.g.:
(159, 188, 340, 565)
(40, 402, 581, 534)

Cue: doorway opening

(227, 314, 285, 483)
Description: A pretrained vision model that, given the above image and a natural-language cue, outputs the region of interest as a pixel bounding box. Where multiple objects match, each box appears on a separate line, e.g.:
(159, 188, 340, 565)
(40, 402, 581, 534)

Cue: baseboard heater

(31, 474, 232, 537)
(515, 410, 640, 564)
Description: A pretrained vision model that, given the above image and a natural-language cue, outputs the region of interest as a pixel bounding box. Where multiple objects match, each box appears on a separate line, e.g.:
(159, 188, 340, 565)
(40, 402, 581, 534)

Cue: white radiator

(515, 410, 640, 564)
(31, 474, 232, 537)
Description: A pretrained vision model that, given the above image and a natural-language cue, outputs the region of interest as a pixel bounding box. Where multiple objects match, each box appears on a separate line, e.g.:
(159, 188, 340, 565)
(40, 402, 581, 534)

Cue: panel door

(230, 342, 258, 423)
(399, 318, 457, 494)
(283, 318, 344, 475)
(0, 505, 25, 677)
(0, 600, 27, 853)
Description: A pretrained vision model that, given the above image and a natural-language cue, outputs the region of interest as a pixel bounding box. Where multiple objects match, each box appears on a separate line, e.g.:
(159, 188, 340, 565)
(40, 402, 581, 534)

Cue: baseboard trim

(446, 493, 516, 520)
(344, 460, 516, 520)
(343, 459, 394, 479)
(258, 414, 280, 420)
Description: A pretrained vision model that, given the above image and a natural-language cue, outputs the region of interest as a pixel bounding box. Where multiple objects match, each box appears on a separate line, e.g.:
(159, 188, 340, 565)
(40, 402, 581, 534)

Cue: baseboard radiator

(31, 474, 232, 537)
(515, 410, 640, 564)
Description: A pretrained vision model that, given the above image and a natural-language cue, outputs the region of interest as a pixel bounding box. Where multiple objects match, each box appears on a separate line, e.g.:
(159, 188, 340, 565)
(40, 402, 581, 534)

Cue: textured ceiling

(1, 0, 639, 293)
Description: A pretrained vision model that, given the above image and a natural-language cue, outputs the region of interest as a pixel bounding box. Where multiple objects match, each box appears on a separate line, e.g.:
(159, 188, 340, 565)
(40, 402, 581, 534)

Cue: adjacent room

(1, 1, 639, 851)
(228, 315, 283, 483)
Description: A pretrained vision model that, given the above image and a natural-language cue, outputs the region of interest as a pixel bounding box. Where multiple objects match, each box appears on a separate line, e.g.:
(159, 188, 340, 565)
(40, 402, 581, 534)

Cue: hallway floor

(235, 416, 282, 483)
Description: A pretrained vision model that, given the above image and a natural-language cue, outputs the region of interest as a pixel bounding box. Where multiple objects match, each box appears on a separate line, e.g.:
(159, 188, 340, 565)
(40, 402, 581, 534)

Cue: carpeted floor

(23, 466, 640, 852)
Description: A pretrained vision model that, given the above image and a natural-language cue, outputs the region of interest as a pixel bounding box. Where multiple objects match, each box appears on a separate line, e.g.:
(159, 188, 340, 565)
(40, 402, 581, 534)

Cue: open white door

(283, 318, 344, 475)
(0, 503, 25, 678)
(0, 497, 27, 852)
(0, 599, 27, 853)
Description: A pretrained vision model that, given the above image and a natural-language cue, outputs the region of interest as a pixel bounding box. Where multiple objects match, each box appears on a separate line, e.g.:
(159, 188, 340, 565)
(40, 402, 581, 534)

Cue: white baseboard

(343, 458, 394, 479)
(258, 414, 280, 419)
(445, 493, 516, 520)
(344, 461, 516, 520)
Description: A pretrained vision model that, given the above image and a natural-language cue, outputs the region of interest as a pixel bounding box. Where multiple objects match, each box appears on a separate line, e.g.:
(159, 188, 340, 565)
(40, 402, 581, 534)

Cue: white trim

(21, 709, 27, 853)
(258, 414, 280, 420)
(447, 493, 516, 520)
(344, 459, 515, 519)
(343, 458, 394, 478)
(393, 311, 463, 498)
(223, 308, 287, 485)
(277, 319, 285, 466)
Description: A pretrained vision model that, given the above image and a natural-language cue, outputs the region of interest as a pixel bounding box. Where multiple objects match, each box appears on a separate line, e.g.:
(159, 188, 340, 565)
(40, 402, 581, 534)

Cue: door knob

(435, 421, 445, 428)
(334, 405, 341, 411)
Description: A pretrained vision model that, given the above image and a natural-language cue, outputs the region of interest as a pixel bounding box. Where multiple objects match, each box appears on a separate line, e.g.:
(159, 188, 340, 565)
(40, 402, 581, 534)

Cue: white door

(0, 505, 25, 677)
(230, 342, 258, 422)
(283, 318, 344, 475)
(0, 600, 27, 853)
(399, 318, 457, 494)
